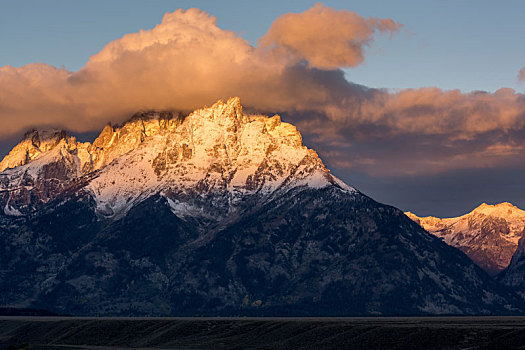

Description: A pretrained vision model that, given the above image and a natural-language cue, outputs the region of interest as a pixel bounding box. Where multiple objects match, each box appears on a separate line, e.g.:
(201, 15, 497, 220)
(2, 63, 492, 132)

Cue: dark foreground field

(1, 317, 525, 349)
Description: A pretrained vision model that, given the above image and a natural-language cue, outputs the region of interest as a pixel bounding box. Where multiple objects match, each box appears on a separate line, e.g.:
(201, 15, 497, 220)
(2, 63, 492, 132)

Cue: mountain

(406, 203, 525, 276)
(501, 235, 525, 297)
(0, 129, 74, 172)
(0, 97, 522, 316)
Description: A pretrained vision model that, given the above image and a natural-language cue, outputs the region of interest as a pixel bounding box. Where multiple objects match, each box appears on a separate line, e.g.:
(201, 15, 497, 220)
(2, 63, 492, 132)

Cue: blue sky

(1, 0, 524, 92)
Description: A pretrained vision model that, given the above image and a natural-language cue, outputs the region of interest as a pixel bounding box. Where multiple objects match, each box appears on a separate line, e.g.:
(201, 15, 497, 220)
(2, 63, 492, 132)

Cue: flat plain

(1, 316, 525, 349)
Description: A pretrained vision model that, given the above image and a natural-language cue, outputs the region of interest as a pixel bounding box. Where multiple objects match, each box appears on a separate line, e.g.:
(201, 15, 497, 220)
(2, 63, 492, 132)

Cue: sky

(1, 0, 525, 217)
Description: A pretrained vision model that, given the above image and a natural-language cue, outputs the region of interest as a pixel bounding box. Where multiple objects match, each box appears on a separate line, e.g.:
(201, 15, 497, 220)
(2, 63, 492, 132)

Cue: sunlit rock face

(0, 98, 523, 316)
(406, 203, 525, 276)
(0, 129, 72, 172)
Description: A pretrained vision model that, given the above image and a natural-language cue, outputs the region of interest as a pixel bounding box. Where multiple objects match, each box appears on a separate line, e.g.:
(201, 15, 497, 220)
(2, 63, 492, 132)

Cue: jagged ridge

(0, 97, 350, 218)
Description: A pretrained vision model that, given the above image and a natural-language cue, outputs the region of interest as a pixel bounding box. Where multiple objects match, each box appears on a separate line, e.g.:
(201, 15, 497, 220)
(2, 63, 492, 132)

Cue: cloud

(291, 87, 525, 176)
(1, 4, 525, 179)
(0, 64, 89, 136)
(360, 87, 525, 139)
(519, 67, 525, 82)
(258, 3, 402, 69)
(0, 4, 397, 138)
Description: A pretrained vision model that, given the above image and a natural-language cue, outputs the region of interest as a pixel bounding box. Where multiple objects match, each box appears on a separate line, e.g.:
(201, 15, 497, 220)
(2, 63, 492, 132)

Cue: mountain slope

(501, 235, 525, 298)
(406, 203, 525, 276)
(0, 98, 522, 316)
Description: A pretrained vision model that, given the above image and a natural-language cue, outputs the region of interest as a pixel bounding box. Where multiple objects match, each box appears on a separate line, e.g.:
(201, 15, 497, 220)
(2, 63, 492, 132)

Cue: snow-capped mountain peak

(0, 97, 353, 218)
(472, 202, 525, 219)
(406, 203, 525, 275)
(86, 97, 352, 218)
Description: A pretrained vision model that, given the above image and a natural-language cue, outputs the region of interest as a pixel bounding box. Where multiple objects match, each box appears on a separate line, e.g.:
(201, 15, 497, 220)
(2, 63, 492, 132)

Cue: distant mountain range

(0, 98, 523, 316)
(406, 203, 525, 276)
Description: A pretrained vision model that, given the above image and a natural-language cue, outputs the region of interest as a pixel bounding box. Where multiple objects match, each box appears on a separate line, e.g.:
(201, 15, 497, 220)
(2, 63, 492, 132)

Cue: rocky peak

(92, 123, 115, 149)
(22, 128, 69, 146)
(207, 97, 243, 121)
(88, 111, 187, 170)
(0, 128, 74, 172)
